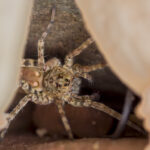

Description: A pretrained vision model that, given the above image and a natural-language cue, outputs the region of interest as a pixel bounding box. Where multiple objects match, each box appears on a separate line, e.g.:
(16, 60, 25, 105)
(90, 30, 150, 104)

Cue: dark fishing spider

(0, 7, 144, 139)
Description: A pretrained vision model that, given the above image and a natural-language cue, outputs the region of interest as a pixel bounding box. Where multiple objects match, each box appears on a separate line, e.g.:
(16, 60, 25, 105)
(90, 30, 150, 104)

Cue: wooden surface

(0, 134, 147, 150)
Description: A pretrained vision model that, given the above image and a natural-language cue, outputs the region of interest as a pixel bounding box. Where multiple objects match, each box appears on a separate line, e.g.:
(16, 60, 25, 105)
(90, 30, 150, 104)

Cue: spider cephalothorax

(0, 7, 144, 139)
(43, 66, 74, 95)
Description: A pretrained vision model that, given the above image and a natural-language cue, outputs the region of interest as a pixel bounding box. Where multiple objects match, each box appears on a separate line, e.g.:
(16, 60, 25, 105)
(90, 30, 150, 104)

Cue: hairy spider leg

(21, 80, 73, 139)
(73, 63, 107, 83)
(74, 72, 92, 83)
(55, 100, 73, 139)
(0, 95, 32, 139)
(22, 59, 38, 68)
(73, 63, 107, 73)
(64, 38, 94, 68)
(0, 92, 54, 139)
(0, 79, 55, 139)
(22, 7, 56, 70)
(68, 95, 145, 135)
(38, 7, 56, 69)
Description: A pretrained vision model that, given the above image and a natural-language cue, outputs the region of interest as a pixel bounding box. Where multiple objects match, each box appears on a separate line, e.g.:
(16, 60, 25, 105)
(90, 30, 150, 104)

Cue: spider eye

(33, 81, 39, 87)
(64, 83, 68, 86)
(65, 79, 69, 82)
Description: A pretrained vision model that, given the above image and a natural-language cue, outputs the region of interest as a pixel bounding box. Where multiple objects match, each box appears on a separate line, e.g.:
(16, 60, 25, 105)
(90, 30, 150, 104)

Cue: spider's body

(43, 66, 78, 96)
(21, 58, 82, 103)
(0, 7, 144, 140)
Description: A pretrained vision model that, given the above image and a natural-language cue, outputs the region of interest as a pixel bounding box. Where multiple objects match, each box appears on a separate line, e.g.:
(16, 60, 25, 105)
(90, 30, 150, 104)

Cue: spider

(0, 7, 144, 139)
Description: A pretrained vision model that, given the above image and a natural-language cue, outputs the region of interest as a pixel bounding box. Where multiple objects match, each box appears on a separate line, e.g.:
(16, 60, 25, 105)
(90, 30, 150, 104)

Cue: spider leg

(0, 94, 32, 139)
(37, 38, 45, 69)
(55, 100, 73, 139)
(0, 91, 54, 139)
(75, 72, 93, 83)
(38, 7, 56, 69)
(68, 95, 145, 135)
(64, 38, 94, 67)
(73, 63, 107, 73)
(31, 92, 54, 105)
(73, 63, 107, 83)
(22, 59, 38, 68)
